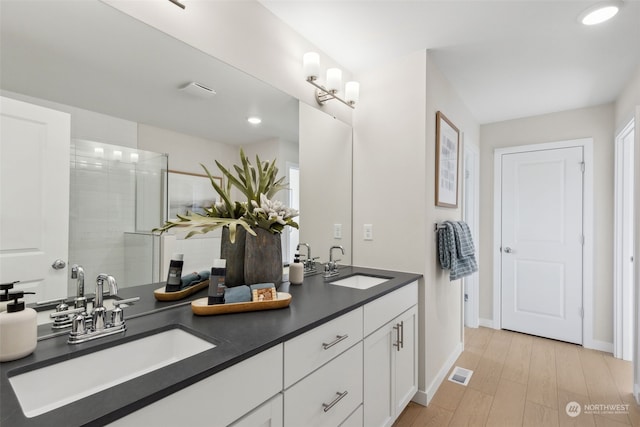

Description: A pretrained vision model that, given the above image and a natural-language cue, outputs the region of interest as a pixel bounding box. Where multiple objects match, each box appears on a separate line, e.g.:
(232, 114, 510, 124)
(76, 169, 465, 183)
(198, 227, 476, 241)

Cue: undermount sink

(9, 328, 215, 418)
(329, 274, 391, 290)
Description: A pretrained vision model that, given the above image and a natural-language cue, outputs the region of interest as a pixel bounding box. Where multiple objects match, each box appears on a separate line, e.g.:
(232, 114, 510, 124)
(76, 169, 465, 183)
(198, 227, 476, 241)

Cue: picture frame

(168, 170, 222, 219)
(435, 111, 460, 208)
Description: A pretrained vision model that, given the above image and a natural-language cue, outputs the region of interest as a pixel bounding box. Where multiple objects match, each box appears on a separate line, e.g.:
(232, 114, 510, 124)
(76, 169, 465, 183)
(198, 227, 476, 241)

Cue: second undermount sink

(9, 328, 215, 418)
(329, 274, 391, 290)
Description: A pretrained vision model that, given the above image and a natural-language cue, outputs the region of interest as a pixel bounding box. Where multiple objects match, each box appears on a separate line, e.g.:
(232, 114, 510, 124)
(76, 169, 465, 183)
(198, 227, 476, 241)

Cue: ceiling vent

(181, 82, 216, 98)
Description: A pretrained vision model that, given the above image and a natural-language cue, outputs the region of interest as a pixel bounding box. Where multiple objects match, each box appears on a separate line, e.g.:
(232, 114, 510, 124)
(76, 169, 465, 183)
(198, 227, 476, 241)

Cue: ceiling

(260, 0, 640, 124)
(0, 0, 299, 145)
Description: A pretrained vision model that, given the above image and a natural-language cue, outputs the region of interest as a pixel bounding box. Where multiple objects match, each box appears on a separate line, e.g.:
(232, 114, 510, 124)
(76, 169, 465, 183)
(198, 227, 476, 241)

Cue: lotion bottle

(0, 281, 19, 313)
(208, 259, 227, 305)
(0, 290, 37, 362)
(289, 253, 304, 285)
(165, 253, 184, 292)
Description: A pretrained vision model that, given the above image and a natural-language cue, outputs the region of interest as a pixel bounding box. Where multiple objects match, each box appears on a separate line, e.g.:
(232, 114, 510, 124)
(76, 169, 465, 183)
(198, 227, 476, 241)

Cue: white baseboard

(416, 342, 463, 406)
(479, 318, 495, 329)
(584, 338, 613, 354)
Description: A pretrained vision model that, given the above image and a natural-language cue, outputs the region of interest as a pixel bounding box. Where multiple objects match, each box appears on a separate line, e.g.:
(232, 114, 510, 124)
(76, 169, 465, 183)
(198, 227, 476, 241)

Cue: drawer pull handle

(393, 324, 401, 351)
(322, 334, 348, 350)
(400, 320, 404, 349)
(322, 390, 348, 412)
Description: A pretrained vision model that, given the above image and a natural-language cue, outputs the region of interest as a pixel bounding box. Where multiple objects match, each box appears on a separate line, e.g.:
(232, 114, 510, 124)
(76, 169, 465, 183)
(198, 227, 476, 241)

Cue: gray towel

(224, 285, 251, 303)
(437, 221, 478, 281)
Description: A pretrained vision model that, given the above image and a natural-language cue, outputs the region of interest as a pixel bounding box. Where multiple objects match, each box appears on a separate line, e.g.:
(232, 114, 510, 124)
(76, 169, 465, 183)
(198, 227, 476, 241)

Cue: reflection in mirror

(0, 0, 352, 316)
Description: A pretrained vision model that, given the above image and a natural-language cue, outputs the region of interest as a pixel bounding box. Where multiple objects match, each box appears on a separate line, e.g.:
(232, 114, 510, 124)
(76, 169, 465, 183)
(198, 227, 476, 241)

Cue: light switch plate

(334, 223, 342, 239)
(364, 224, 373, 240)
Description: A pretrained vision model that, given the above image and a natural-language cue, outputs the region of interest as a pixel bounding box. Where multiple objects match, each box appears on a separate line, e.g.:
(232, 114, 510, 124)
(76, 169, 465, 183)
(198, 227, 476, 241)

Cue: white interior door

(500, 146, 584, 344)
(0, 96, 70, 302)
(615, 120, 635, 361)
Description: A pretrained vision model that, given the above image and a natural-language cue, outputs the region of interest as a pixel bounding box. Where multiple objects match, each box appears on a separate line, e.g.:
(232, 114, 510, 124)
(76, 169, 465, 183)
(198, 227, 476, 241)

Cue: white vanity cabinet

(363, 282, 418, 427)
(283, 308, 363, 427)
(229, 394, 283, 427)
(108, 344, 283, 427)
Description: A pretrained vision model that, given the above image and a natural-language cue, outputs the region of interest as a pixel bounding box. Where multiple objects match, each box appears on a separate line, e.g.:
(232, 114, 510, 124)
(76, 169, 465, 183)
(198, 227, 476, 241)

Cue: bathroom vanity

(0, 267, 420, 427)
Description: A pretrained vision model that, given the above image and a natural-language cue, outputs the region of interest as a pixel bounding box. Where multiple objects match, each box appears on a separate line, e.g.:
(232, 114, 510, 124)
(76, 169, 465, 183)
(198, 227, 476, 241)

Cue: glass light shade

(326, 68, 342, 92)
(303, 52, 320, 79)
(130, 153, 139, 163)
(345, 81, 360, 103)
(113, 150, 122, 161)
(580, 3, 620, 25)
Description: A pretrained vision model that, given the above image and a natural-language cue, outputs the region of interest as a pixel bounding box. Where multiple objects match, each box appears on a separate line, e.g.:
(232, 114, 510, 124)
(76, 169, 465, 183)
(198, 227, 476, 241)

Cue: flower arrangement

(154, 149, 298, 243)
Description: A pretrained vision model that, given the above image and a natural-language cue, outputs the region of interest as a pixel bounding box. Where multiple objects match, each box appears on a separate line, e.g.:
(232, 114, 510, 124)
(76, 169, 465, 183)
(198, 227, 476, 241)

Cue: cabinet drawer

(230, 393, 283, 427)
(284, 307, 362, 387)
(340, 405, 363, 427)
(364, 281, 417, 336)
(284, 342, 363, 427)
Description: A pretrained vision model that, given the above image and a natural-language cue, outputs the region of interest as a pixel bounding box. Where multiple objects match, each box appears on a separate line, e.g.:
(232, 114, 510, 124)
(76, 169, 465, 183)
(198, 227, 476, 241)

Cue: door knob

(51, 259, 66, 270)
(503, 247, 513, 254)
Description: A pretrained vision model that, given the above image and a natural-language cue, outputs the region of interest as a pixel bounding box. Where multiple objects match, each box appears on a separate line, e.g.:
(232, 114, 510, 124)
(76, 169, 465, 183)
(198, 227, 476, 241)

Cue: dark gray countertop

(0, 266, 421, 427)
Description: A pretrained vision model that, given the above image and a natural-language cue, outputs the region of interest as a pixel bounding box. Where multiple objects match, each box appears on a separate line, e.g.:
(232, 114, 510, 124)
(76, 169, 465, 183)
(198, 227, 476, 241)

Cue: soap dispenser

(0, 281, 19, 313)
(289, 253, 304, 285)
(0, 290, 37, 362)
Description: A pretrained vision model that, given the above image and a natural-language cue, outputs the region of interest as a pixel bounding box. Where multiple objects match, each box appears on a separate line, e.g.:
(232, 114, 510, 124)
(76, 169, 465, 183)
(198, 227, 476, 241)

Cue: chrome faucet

(66, 273, 139, 344)
(324, 245, 344, 278)
(51, 264, 87, 330)
(71, 264, 86, 310)
(93, 274, 118, 331)
(297, 243, 319, 273)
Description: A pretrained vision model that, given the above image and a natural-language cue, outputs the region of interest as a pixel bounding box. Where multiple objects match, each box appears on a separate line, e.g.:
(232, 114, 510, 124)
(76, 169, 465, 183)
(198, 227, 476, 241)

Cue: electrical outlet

(334, 223, 342, 239)
(364, 224, 373, 240)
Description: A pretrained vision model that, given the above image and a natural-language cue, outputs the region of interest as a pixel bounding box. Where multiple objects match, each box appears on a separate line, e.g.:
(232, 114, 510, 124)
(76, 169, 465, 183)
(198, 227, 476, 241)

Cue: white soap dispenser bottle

(0, 290, 37, 362)
(289, 253, 304, 285)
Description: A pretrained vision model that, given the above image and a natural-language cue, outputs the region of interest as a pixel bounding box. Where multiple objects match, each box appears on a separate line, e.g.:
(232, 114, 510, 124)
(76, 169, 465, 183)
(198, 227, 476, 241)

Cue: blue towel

(224, 285, 251, 303)
(437, 221, 478, 281)
(182, 270, 210, 288)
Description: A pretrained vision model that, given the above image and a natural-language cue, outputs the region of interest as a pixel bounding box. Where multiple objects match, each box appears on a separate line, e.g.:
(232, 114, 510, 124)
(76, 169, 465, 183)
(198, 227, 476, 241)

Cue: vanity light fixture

(247, 117, 262, 125)
(112, 150, 122, 161)
(303, 52, 359, 109)
(579, 0, 622, 25)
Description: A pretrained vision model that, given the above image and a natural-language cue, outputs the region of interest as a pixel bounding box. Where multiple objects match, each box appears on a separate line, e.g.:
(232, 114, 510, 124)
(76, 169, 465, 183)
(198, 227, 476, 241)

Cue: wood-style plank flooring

(394, 327, 639, 427)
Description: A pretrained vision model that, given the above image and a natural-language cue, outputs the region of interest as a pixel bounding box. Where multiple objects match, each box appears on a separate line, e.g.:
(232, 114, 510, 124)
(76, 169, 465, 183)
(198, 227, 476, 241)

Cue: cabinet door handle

(322, 334, 348, 350)
(322, 390, 348, 412)
(399, 320, 404, 349)
(393, 324, 401, 351)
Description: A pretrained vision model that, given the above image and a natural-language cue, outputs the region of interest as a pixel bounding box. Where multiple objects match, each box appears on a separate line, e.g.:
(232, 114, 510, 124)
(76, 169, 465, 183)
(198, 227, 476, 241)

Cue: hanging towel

(437, 221, 478, 281)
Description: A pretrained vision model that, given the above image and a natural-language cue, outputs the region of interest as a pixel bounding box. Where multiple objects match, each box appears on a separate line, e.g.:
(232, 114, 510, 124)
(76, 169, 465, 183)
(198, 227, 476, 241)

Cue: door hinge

(580, 162, 585, 173)
(580, 235, 585, 246)
(580, 307, 584, 318)
(464, 293, 469, 302)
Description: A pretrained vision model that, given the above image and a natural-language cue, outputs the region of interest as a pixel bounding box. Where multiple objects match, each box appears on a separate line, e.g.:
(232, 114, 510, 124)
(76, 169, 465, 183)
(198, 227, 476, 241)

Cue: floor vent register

(447, 366, 473, 386)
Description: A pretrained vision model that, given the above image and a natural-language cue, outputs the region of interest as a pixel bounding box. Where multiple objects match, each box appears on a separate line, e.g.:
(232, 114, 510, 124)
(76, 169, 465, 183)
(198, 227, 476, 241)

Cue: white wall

(353, 49, 480, 404)
(479, 104, 616, 348)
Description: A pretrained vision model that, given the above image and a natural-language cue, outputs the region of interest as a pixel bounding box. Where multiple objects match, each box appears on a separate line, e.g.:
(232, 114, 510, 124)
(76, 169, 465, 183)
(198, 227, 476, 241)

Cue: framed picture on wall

(435, 111, 460, 208)
(168, 170, 222, 219)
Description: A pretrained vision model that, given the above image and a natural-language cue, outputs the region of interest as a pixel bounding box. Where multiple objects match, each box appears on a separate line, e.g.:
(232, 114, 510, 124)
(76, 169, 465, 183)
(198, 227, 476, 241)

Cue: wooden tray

(191, 292, 292, 316)
(154, 280, 209, 301)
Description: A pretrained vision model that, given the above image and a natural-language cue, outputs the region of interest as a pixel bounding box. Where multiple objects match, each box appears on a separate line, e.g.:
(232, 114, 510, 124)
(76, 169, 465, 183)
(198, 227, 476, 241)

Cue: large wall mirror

(0, 0, 352, 306)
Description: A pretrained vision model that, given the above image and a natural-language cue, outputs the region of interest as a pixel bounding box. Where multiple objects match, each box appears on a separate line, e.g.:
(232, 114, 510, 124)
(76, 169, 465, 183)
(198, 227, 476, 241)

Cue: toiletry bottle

(165, 253, 184, 292)
(290, 253, 304, 285)
(0, 291, 37, 362)
(208, 259, 227, 305)
(0, 281, 19, 313)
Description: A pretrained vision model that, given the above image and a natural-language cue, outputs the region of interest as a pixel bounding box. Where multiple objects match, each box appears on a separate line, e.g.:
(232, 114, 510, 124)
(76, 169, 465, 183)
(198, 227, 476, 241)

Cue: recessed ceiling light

(247, 117, 262, 125)
(579, 1, 622, 25)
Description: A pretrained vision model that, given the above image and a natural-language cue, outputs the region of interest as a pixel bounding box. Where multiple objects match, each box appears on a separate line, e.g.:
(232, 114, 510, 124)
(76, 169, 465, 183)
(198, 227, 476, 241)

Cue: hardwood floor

(394, 327, 639, 427)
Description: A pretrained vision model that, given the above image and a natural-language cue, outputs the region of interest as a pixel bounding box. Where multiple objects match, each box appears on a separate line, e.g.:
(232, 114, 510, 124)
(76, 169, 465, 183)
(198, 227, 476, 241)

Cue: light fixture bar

(306, 77, 355, 109)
